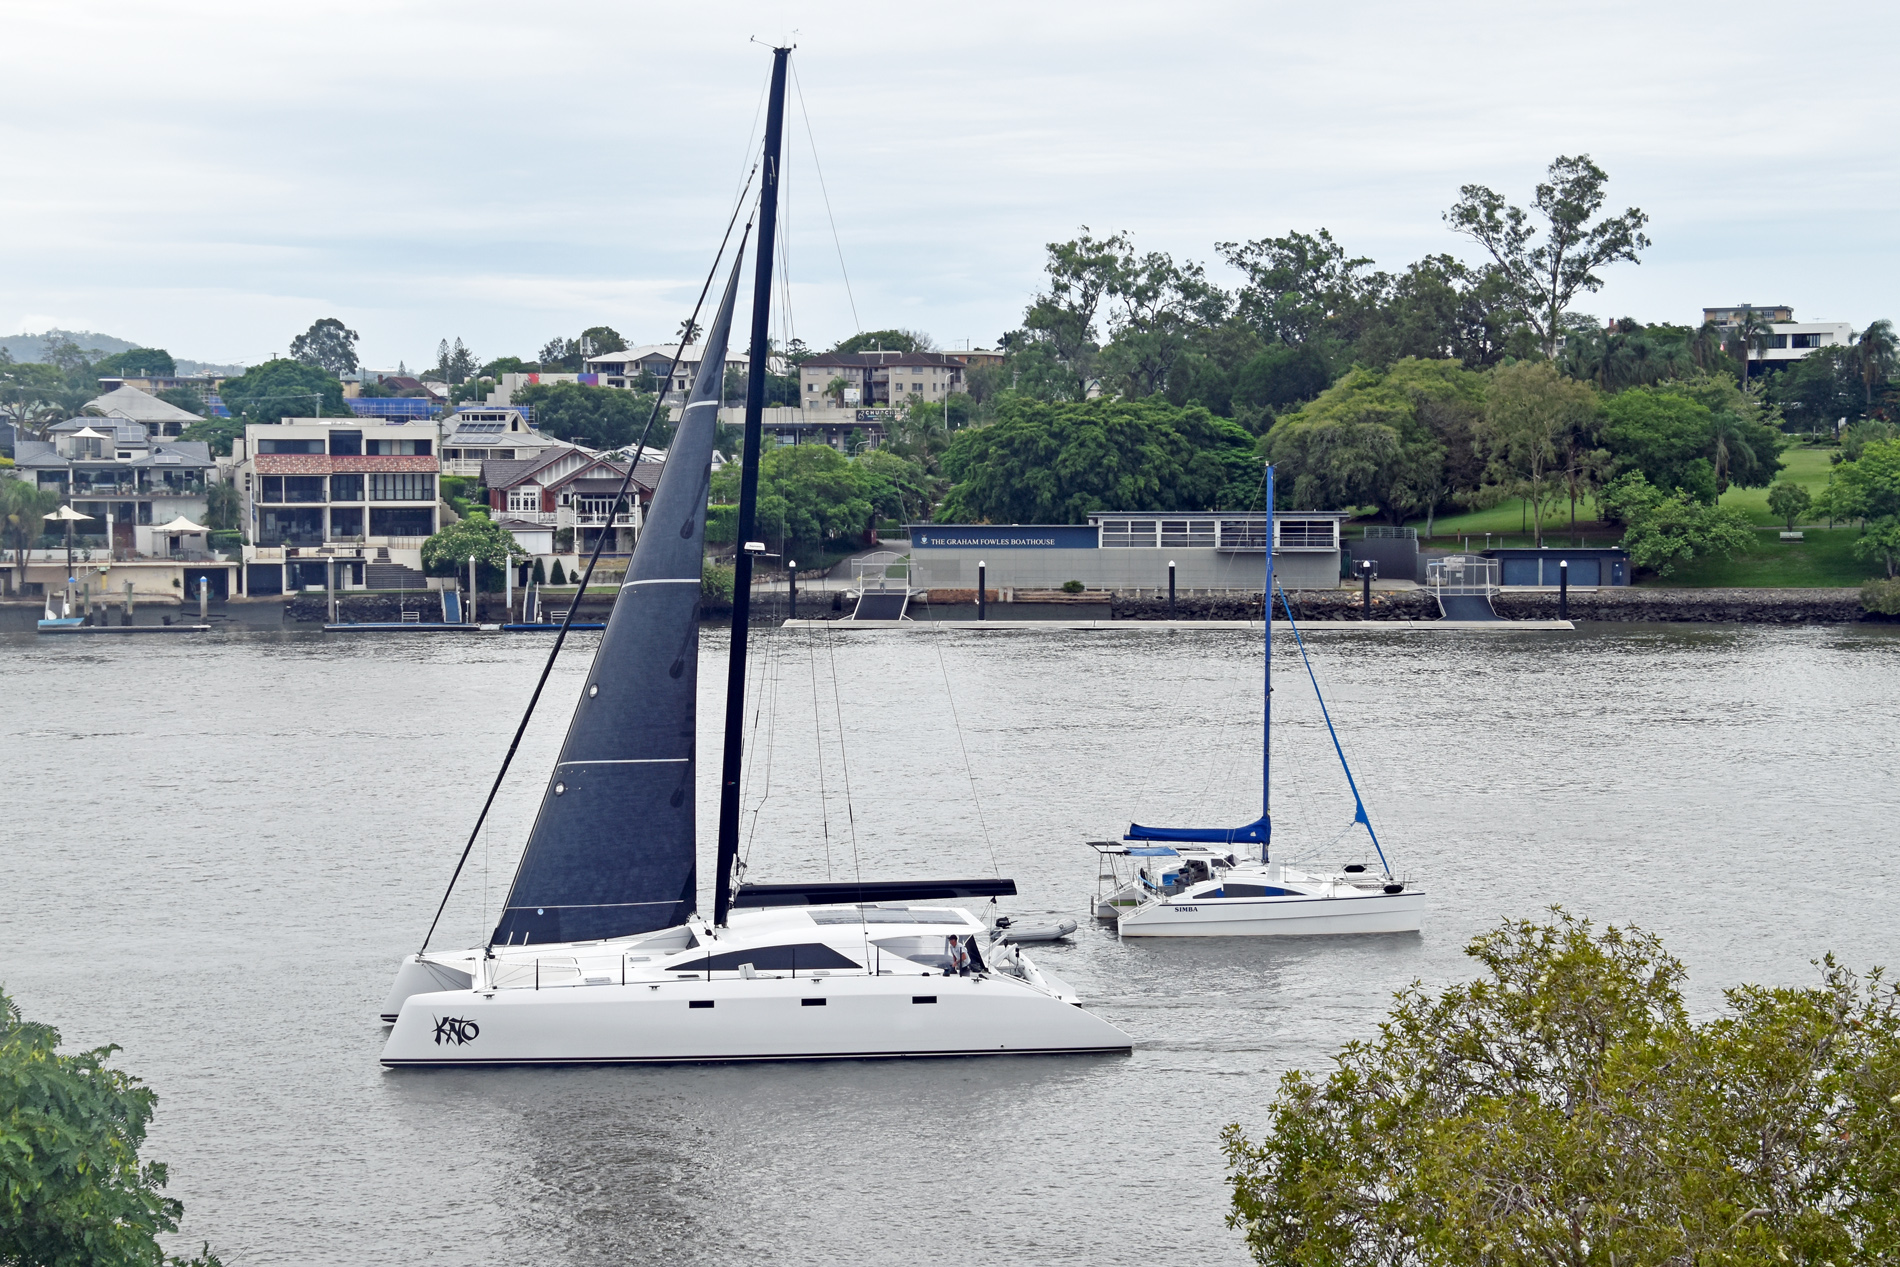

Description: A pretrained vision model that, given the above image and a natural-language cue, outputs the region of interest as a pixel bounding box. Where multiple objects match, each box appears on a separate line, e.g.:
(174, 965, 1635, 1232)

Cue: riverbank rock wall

(1494, 587, 1885, 623)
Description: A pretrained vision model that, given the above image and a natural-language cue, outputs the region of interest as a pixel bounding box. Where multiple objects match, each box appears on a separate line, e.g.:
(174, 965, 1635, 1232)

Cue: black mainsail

(490, 257, 746, 945)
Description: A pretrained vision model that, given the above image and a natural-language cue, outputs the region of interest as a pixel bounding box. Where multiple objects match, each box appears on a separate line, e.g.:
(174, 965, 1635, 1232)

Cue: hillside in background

(0, 327, 245, 375)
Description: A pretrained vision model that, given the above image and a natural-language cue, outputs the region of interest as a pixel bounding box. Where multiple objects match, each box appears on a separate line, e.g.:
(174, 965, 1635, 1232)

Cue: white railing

(1426, 555, 1500, 596)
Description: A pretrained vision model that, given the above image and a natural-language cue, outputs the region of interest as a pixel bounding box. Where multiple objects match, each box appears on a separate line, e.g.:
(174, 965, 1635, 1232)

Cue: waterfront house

(438, 407, 563, 476)
(908, 511, 1348, 595)
(233, 416, 442, 595)
(10, 418, 218, 557)
(83, 384, 204, 437)
(483, 446, 664, 559)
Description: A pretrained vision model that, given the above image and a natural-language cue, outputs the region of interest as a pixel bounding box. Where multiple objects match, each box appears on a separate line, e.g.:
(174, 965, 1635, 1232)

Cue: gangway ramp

(847, 550, 916, 622)
(1426, 555, 1502, 621)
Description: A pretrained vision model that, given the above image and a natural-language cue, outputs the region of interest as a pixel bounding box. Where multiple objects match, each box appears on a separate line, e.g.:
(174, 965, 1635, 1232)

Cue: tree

(1773, 345, 1862, 435)
(203, 479, 242, 532)
(833, 329, 935, 355)
(1268, 358, 1485, 524)
(420, 515, 525, 590)
(538, 336, 581, 371)
(1218, 228, 1384, 351)
(218, 359, 348, 423)
(288, 318, 360, 376)
(938, 396, 1261, 524)
(508, 382, 660, 451)
(1723, 308, 1777, 392)
(579, 325, 627, 357)
(674, 318, 703, 346)
(91, 347, 177, 379)
(1017, 229, 1130, 400)
(1475, 362, 1600, 544)
(1767, 479, 1812, 530)
(709, 444, 896, 559)
(0, 987, 223, 1267)
(1601, 472, 1756, 576)
(1231, 344, 1334, 420)
(1853, 318, 1898, 411)
(3, 480, 62, 586)
(1819, 439, 1900, 549)
(181, 417, 246, 458)
(434, 337, 478, 385)
(1223, 911, 1900, 1267)
(1444, 154, 1651, 359)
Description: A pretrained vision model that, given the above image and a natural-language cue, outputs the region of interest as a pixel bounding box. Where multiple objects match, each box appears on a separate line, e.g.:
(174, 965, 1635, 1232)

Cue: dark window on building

(285, 476, 325, 503)
(330, 473, 363, 501)
(260, 476, 283, 503)
(1791, 333, 1822, 349)
(369, 507, 435, 537)
(259, 507, 324, 547)
(330, 507, 364, 538)
(256, 438, 325, 454)
(680, 943, 861, 973)
(328, 430, 362, 456)
(368, 473, 434, 501)
(365, 438, 432, 456)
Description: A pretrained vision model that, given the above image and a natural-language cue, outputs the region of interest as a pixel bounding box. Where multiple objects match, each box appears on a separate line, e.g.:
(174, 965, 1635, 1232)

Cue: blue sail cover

(490, 257, 745, 945)
(1125, 815, 1270, 845)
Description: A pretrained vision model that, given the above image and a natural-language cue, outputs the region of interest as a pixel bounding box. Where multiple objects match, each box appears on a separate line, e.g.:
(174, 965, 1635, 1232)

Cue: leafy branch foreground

(1, 988, 220, 1267)
(1225, 912, 1900, 1266)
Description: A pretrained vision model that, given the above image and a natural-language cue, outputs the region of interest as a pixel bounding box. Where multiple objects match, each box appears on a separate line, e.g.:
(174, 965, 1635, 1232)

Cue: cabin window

(680, 943, 860, 973)
(801, 998, 827, 1006)
(1221, 883, 1305, 898)
(688, 1000, 714, 1009)
(912, 996, 937, 1004)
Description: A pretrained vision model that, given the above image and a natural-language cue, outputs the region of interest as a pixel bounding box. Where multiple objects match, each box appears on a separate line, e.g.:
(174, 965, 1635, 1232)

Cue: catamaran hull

(382, 975, 1132, 1065)
(1116, 891, 1427, 937)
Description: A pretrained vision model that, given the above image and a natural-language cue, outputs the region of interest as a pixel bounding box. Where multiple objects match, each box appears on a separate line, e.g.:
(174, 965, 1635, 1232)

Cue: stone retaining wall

(1495, 587, 1888, 623)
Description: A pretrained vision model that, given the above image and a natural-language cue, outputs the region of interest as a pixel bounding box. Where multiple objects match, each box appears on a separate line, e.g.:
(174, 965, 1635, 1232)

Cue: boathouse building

(907, 511, 1348, 595)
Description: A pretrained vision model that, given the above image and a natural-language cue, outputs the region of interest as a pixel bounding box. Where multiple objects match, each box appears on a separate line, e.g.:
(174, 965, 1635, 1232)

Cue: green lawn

(1387, 444, 1848, 550)
(1650, 527, 1882, 588)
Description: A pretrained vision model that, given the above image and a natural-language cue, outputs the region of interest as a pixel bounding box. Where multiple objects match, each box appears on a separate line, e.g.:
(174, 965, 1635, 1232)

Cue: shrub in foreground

(1224, 911, 1900, 1266)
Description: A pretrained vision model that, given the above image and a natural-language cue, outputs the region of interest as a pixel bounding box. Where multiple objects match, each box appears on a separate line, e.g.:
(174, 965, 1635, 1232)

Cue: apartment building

(797, 351, 966, 407)
(233, 417, 441, 595)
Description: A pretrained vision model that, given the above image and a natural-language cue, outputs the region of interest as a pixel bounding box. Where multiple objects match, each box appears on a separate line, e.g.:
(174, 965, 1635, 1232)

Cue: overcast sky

(3, 0, 1894, 369)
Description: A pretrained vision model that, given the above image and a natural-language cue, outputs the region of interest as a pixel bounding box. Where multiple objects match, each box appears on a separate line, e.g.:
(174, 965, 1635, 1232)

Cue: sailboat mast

(714, 45, 791, 928)
(1262, 463, 1274, 864)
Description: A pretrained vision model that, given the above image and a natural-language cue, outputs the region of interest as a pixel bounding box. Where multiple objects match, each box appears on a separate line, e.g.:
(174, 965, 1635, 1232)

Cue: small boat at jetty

(1089, 465, 1426, 938)
(379, 48, 1129, 1065)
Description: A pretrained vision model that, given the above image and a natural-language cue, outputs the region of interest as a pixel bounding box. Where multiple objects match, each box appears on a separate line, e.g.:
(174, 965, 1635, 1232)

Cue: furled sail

(491, 254, 745, 945)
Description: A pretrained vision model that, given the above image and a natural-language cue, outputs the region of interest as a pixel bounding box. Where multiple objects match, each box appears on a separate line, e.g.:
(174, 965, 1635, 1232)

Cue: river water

(4, 621, 1897, 1265)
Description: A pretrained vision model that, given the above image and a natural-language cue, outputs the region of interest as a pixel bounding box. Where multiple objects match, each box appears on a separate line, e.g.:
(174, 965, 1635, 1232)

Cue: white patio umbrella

(44, 505, 94, 522)
(154, 516, 208, 532)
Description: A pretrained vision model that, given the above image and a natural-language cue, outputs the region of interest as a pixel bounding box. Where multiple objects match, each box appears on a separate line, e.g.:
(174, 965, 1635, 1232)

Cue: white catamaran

(379, 48, 1130, 1064)
(1089, 465, 1427, 937)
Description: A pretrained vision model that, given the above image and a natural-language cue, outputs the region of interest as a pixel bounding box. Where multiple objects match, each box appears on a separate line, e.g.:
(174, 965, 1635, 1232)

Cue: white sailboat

(380, 49, 1129, 1064)
(1091, 465, 1426, 938)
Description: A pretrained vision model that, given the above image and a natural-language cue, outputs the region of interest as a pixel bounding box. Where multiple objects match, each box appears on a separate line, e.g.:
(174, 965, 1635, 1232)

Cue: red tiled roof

(254, 454, 440, 474)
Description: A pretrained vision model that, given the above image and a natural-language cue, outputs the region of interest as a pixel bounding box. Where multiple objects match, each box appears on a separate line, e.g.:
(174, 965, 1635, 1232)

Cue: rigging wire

(928, 623, 1003, 878)
(805, 627, 834, 881)
(418, 169, 759, 955)
(821, 616, 863, 873)
(789, 58, 860, 335)
(739, 621, 783, 872)
(1275, 578, 1392, 876)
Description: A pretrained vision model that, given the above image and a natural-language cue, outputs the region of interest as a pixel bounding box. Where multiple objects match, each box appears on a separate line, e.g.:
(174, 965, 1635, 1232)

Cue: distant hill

(0, 328, 141, 362)
(0, 329, 246, 377)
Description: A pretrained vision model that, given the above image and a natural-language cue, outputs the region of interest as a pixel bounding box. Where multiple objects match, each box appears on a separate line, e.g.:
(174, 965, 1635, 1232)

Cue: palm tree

(1688, 321, 1726, 374)
(1708, 412, 1758, 494)
(1, 481, 62, 594)
(1723, 309, 1776, 393)
(1853, 318, 1897, 411)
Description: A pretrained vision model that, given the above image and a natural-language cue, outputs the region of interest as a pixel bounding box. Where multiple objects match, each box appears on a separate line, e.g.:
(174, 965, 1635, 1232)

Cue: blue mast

(1262, 463, 1273, 864)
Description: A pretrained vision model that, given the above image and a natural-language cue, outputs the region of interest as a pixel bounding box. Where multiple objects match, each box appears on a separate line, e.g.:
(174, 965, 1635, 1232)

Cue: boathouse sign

(908, 525, 1100, 550)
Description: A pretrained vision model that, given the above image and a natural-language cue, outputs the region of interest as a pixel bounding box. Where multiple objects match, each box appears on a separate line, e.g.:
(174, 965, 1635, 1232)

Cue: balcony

(572, 512, 639, 528)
